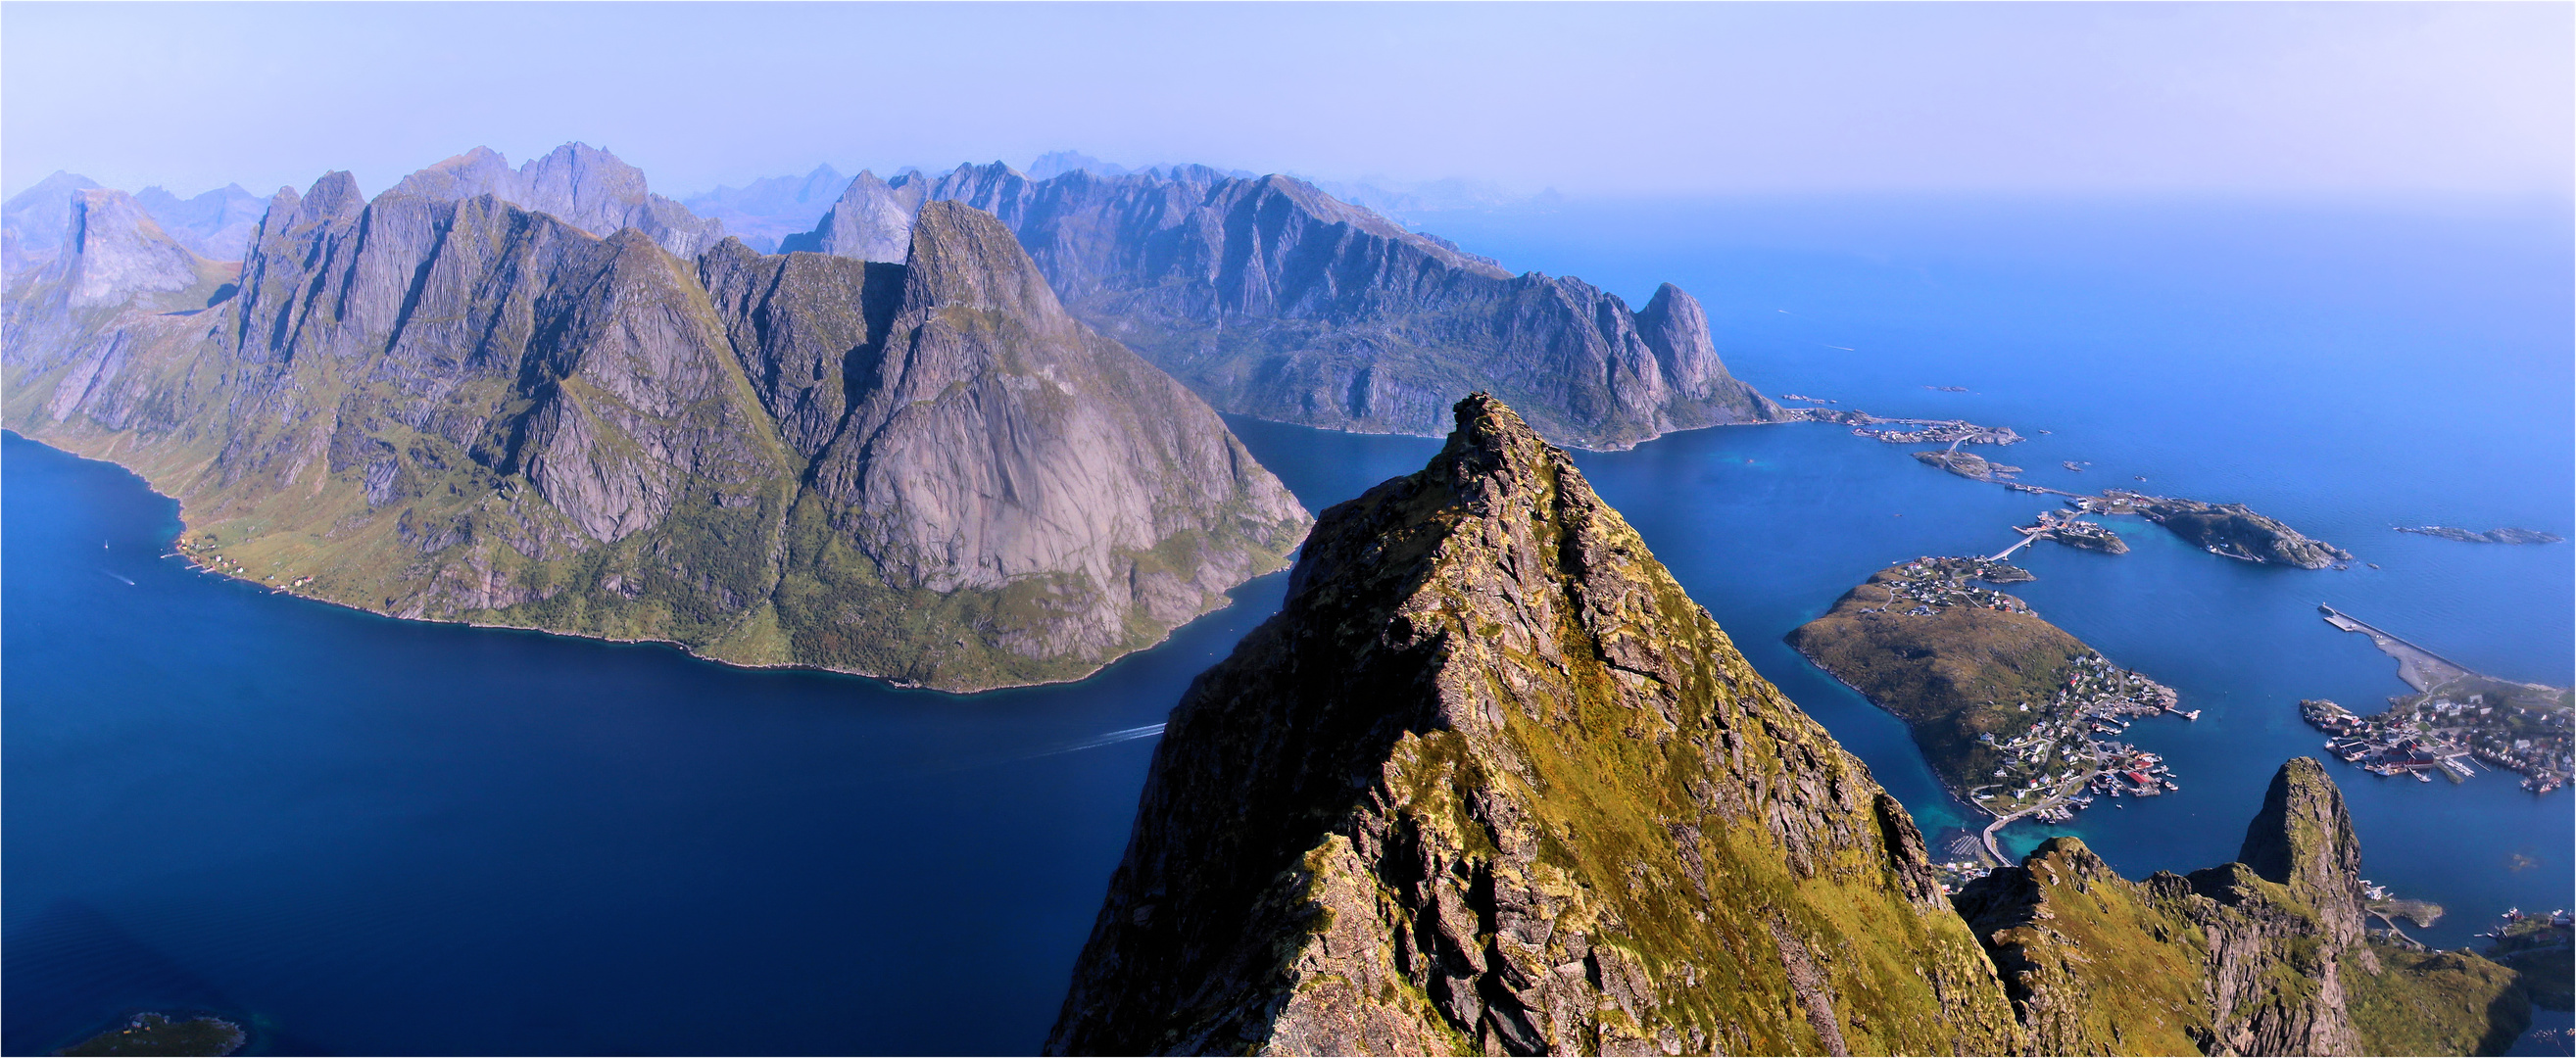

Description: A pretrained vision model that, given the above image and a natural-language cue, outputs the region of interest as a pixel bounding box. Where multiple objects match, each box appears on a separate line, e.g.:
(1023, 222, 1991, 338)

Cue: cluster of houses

(2302, 696, 2568, 792)
(1969, 653, 2187, 821)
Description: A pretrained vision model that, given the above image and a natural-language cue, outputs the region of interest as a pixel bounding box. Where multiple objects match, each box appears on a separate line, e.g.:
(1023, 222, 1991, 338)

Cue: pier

(2319, 604, 2478, 693)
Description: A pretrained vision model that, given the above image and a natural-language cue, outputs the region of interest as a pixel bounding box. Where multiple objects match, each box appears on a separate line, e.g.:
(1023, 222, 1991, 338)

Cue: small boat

(2416, 771, 2432, 783)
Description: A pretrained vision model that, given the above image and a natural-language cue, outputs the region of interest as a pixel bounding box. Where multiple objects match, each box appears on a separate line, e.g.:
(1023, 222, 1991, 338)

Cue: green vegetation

(2349, 943, 2531, 1056)
(1787, 556, 2181, 822)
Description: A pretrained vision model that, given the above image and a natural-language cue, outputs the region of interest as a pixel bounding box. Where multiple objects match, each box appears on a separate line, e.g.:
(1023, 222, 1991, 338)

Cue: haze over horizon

(4, 1, 2568, 207)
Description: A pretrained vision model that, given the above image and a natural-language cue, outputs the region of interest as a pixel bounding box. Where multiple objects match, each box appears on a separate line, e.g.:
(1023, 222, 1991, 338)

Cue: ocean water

(6, 195, 2569, 1054)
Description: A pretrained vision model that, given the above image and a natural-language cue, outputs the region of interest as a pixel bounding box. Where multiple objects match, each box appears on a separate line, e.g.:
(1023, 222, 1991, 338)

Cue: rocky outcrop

(1048, 395, 2022, 1055)
(389, 143, 725, 258)
(789, 164, 1783, 449)
(1954, 759, 2529, 1056)
(5, 168, 1307, 693)
(778, 169, 924, 263)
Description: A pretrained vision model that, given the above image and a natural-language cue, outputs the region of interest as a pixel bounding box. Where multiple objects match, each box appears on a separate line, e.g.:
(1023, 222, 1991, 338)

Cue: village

(1967, 649, 2191, 825)
(2301, 693, 2572, 794)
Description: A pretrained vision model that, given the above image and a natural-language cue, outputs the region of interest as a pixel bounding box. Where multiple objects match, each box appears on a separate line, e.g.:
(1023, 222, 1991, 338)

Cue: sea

(6, 193, 2570, 1055)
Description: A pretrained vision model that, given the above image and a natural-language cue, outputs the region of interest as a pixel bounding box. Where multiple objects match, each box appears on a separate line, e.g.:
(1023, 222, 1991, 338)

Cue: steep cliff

(2, 170, 105, 273)
(5, 169, 1306, 693)
(1954, 759, 2529, 1056)
(791, 165, 1782, 449)
(1049, 395, 2021, 1056)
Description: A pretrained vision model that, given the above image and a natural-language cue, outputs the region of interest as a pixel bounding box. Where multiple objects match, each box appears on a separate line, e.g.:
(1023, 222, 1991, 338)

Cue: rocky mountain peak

(898, 200, 1077, 334)
(43, 188, 221, 310)
(779, 168, 924, 263)
(1049, 394, 2023, 1055)
(294, 170, 366, 227)
(384, 143, 723, 257)
(2, 170, 107, 271)
(2235, 755, 2366, 939)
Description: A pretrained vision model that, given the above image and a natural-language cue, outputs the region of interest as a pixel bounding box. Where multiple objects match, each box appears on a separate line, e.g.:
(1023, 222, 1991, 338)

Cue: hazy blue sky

(4, 2, 2567, 203)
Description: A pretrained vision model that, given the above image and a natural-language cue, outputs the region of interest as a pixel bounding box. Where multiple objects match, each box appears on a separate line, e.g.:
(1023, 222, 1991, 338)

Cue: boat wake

(1026, 723, 1167, 759)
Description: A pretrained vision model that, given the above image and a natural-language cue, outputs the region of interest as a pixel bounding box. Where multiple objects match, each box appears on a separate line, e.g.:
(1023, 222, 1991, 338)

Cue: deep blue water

(8, 195, 2571, 1054)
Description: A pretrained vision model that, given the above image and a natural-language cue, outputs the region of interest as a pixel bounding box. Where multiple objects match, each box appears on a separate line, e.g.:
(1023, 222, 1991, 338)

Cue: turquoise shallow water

(7, 195, 2570, 1053)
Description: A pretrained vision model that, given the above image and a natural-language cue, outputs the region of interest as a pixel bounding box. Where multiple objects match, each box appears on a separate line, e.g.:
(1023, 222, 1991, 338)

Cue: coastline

(19, 430, 1278, 698)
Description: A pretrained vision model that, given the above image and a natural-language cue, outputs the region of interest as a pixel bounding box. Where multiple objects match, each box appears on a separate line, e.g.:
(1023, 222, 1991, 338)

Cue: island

(2396, 525, 2565, 545)
(1786, 555, 2190, 864)
(2021, 508, 2127, 553)
(2303, 605, 2573, 792)
(1913, 448, 2022, 482)
(1783, 406, 2025, 445)
(59, 1012, 245, 1056)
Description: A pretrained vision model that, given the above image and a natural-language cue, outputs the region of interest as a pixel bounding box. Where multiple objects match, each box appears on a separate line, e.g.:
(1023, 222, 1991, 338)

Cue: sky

(2, 2, 2568, 204)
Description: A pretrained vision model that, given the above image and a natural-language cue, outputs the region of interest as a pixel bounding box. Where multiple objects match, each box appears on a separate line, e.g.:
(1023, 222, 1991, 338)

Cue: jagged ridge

(4, 164, 1308, 693)
(1049, 394, 2020, 1056)
(1954, 759, 2529, 1056)
(789, 164, 1783, 450)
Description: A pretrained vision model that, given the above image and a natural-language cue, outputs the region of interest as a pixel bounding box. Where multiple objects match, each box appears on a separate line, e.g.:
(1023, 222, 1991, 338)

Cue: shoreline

(29, 430, 1280, 699)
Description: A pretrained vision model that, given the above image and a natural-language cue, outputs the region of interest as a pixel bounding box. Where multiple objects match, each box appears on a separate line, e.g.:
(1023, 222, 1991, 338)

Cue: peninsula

(1785, 555, 2189, 863)
(2307, 605, 2573, 793)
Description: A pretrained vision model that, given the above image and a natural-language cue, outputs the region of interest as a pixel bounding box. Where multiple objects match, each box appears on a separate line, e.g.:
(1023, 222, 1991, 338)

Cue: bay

(7, 192, 2570, 1053)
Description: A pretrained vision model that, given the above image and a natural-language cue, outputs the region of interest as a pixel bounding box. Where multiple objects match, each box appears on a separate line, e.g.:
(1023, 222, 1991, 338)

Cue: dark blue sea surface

(8, 195, 2570, 1054)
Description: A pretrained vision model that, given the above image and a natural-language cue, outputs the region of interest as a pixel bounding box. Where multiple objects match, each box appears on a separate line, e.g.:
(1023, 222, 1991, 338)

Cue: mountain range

(10, 146, 1780, 451)
(4, 147, 1307, 692)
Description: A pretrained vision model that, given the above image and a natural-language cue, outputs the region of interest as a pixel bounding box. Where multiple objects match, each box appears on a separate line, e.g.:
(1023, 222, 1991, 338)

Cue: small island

(1913, 448, 2022, 482)
(2395, 525, 2565, 545)
(59, 1013, 245, 1056)
(1787, 555, 2190, 864)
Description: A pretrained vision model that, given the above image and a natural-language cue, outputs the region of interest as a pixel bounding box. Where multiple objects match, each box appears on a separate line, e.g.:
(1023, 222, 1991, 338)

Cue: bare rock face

(47, 190, 219, 309)
(5, 172, 1307, 693)
(789, 165, 1783, 450)
(1048, 395, 2022, 1056)
(778, 169, 924, 263)
(390, 144, 726, 258)
(1, 169, 105, 273)
(1954, 758, 2525, 1057)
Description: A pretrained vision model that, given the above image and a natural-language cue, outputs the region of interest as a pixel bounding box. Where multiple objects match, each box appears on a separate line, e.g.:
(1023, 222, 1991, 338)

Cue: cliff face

(1, 170, 105, 274)
(1049, 395, 2021, 1056)
(389, 144, 727, 258)
(791, 165, 1782, 449)
(1954, 759, 2529, 1057)
(4, 170, 1306, 693)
